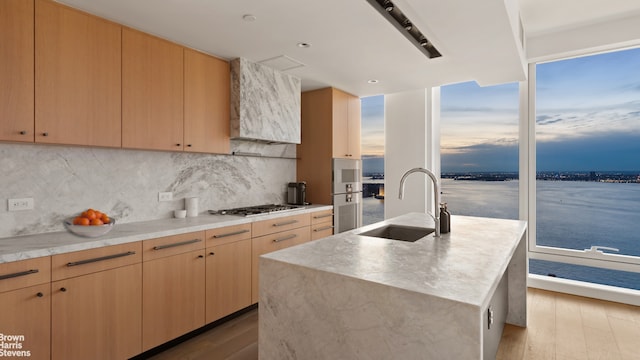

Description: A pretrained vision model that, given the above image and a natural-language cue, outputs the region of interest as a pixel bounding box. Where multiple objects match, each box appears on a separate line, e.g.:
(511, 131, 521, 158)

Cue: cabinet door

(0, 0, 34, 142)
(142, 249, 205, 351)
(347, 94, 362, 159)
(205, 239, 251, 323)
(184, 49, 230, 154)
(0, 284, 50, 360)
(35, 0, 121, 147)
(251, 226, 311, 304)
(122, 28, 183, 151)
(332, 88, 351, 159)
(51, 263, 142, 360)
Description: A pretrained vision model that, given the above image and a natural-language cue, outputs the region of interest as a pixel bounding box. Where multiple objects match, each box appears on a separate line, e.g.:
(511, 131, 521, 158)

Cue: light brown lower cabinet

(142, 232, 206, 351)
(205, 224, 252, 323)
(205, 239, 252, 322)
(50, 243, 142, 360)
(251, 226, 311, 304)
(0, 210, 332, 358)
(0, 257, 51, 360)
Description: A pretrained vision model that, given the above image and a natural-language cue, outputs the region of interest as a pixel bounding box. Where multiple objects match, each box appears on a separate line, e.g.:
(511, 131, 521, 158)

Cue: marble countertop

(262, 212, 527, 308)
(0, 205, 332, 263)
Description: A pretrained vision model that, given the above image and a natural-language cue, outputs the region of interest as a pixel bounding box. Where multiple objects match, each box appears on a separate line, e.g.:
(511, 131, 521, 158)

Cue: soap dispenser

(439, 203, 451, 234)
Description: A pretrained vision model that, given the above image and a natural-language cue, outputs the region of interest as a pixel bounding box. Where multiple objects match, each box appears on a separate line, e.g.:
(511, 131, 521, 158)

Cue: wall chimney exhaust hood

(230, 58, 301, 144)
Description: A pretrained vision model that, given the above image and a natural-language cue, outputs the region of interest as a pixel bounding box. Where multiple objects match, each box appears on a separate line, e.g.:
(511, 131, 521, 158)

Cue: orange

(72, 216, 84, 225)
(85, 210, 97, 221)
(101, 215, 110, 224)
(90, 218, 104, 226)
(77, 217, 90, 226)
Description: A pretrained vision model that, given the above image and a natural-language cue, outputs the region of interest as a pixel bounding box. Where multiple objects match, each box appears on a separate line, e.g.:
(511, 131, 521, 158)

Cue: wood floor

(150, 288, 640, 360)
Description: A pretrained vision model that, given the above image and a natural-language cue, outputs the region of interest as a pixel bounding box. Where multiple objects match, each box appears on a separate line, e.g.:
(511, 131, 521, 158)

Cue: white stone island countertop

(259, 213, 528, 359)
(0, 205, 332, 263)
(262, 212, 527, 308)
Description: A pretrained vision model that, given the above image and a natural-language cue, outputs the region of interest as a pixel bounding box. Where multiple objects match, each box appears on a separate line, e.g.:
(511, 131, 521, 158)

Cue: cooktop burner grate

(213, 204, 303, 217)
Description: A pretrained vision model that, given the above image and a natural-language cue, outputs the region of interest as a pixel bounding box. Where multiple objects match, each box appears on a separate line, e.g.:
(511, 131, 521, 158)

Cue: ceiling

(56, 0, 640, 97)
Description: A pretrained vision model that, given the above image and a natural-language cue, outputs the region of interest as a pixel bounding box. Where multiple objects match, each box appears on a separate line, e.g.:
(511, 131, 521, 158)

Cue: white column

(384, 88, 440, 219)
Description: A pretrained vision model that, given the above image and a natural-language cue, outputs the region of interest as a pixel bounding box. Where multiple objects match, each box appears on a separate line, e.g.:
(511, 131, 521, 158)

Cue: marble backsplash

(0, 141, 296, 238)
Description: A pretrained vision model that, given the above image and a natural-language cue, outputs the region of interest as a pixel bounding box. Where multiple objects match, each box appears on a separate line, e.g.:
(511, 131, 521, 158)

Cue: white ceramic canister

(185, 197, 198, 217)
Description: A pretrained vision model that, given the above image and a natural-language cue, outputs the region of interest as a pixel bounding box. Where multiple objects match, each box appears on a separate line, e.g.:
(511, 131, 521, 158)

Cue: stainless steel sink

(358, 224, 435, 242)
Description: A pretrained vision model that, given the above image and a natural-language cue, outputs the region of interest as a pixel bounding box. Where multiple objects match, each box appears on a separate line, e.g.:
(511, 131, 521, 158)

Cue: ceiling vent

(258, 55, 305, 72)
(366, 0, 442, 59)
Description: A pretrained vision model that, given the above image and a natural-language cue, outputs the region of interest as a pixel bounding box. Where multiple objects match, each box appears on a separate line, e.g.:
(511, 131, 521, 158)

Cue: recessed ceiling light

(367, 79, 379, 84)
(297, 42, 311, 48)
(242, 14, 257, 22)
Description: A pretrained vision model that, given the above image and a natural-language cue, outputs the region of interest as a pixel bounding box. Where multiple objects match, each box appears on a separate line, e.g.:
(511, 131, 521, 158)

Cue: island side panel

(506, 231, 527, 327)
(259, 258, 482, 360)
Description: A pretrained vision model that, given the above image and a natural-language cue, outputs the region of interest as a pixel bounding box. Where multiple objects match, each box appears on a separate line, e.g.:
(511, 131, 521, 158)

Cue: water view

(362, 177, 640, 290)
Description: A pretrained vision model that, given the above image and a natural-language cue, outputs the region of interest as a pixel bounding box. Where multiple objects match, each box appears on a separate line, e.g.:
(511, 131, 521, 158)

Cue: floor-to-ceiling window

(440, 81, 520, 220)
(530, 47, 640, 291)
(361, 95, 385, 225)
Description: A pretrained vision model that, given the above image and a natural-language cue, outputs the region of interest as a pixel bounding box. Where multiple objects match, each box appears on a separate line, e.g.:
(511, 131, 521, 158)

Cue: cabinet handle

(60, 287, 67, 292)
(213, 229, 250, 238)
(198, 255, 204, 259)
(37, 292, 44, 297)
(209, 252, 215, 256)
(176, 143, 181, 147)
(314, 225, 334, 232)
(19, 130, 27, 135)
(66, 251, 136, 267)
(313, 213, 333, 219)
(42, 132, 49, 137)
(0, 269, 39, 281)
(187, 144, 192, 147)
(273, 220, 298, 227)
(153, 238, 201, 250)
(273, 234, 297, 243)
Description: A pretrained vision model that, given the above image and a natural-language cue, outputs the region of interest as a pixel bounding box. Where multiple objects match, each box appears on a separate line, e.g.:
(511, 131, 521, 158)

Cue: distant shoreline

(364, 171, 640, 183)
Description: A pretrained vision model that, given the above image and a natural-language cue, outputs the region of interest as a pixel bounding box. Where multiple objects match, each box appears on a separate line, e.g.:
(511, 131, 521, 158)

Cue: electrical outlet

(8, 198, 34, 211)
(158, 192, 173, 202)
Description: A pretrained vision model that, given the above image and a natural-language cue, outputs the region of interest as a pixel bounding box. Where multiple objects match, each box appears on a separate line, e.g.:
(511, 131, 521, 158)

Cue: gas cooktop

(209, 204, 303, 217)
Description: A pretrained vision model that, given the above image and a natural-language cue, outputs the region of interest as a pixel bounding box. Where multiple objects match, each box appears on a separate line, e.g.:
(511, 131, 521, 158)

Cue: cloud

(442, 142, 518, 172)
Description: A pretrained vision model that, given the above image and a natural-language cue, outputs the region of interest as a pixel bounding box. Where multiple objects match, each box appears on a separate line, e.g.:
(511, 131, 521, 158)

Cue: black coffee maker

(287, 182, 307, 205)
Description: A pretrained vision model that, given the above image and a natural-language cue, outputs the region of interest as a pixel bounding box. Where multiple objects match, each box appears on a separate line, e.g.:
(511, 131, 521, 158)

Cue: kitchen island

(259, 213, 527, 359)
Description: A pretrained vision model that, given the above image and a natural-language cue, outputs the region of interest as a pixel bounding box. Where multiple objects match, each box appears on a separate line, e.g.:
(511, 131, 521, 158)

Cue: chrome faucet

(398, 167, 441, 237)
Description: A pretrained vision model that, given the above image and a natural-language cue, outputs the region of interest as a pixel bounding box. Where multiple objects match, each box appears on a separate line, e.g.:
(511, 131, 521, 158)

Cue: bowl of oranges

(64, 209, 115, 238)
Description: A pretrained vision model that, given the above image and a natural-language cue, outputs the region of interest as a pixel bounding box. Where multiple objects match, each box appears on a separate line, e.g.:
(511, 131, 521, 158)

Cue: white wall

(384, 88, 440, 219)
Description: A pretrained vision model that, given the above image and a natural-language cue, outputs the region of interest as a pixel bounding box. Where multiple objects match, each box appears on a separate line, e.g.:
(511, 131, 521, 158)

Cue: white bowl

(64, 218, 116, 238)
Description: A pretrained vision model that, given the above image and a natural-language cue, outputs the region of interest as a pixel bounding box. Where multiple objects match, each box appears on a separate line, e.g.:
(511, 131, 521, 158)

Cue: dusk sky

(361, 46, 640, 173)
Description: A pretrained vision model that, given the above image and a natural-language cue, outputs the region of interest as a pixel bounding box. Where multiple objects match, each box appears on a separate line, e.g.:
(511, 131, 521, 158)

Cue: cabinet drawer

(310, 209, 333, 225)
(252, 213, 310, 237)
(143, 231, 205, 261)
(0, 257, 51, 293)
(206, 223, 251, 247)
(252, 226, 310, 257)
(52, 242, 141, 281)
(311, 222, 334, 240)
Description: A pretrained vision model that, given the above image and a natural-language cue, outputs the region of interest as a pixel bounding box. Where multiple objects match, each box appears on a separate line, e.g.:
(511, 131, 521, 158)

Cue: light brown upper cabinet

(122, 28, 184, 151)
(297, 87, 362, 204)
(0, 0, 34, 142)
(332, 88, 361, 159)
(35, 0, 121, 147)
(184, 49, 231, 154)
